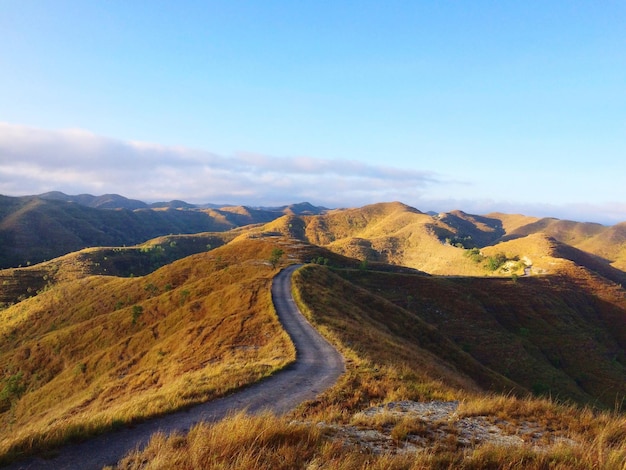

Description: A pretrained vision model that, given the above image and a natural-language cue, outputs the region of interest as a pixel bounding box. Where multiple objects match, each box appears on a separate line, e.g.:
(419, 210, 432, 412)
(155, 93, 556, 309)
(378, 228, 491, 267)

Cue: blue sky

(1, 1, 625, 223)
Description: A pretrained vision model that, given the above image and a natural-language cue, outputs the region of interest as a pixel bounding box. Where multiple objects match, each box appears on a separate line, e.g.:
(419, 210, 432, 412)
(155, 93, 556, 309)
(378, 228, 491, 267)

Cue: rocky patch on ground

(313, 400, 578, 454)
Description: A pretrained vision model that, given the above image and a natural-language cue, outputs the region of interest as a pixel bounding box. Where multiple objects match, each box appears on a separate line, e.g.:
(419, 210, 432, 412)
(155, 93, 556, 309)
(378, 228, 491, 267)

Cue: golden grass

(299, 202, 489, 276)
(111, 412, 326, 470)
(112, 260, 625, 470)
(0, 238, 296, 463)
(289, 265, 514, 423)
(111, 397, 626, 469)
(338, 266, 626, 408)
(289, 264, 625, 464)
(3, 219, 626, 468)
(272, 203, 626, 280)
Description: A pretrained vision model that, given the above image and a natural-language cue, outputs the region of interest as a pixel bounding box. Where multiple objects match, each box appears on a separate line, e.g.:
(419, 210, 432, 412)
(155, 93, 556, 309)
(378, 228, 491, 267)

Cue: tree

(269, 248, 284, 269)
(486, 252, 507, 271)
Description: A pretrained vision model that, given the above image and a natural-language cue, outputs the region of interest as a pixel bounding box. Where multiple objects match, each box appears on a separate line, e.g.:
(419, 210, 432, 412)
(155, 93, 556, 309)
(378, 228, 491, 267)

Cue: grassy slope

(490, 212, 626, 271)
(293, 265, 625, 410)
(0, 232, 238, 306)
(284, 204, 626, 286)
(0, 238, 295, 462)
(113, 263, 626, 470)
(2, 200, 626, 467)
(336, 268, 626, 409)
(289, 264, 625, 469)
(0, 195, 289, 269)
(291, 266, 520, 415)
(298, 203, 491, 276)
(577, 222, 626, 271)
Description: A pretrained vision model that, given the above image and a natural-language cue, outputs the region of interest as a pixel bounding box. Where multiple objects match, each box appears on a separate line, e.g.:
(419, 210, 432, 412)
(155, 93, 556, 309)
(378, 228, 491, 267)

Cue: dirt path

(9, 265, 345, 470)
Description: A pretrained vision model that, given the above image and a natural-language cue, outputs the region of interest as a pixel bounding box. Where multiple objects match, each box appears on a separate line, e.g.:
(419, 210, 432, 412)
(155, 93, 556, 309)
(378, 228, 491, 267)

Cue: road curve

(9, 265, 345, 470)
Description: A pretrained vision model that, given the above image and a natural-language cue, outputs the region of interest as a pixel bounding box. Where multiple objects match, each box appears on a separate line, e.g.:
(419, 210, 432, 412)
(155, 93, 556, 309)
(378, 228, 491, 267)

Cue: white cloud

(1, 122, 624, 225)
(0, 122, 437, 206)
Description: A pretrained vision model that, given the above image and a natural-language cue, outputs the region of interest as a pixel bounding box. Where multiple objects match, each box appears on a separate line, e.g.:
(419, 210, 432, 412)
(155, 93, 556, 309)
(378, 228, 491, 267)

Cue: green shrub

(0, 373, 26, 412)
(131, 305, 144, 325)
(486, 252, 507, 271)
(464, 248, 484, 263)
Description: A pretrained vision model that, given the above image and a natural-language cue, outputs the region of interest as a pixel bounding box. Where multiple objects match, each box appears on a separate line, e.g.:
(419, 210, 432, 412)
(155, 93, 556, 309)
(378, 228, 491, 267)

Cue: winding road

(9, 265, 345, 470)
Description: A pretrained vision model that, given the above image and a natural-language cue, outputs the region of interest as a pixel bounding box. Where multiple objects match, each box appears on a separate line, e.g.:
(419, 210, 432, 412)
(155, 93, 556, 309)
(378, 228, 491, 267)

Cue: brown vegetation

(1, 199, 626, 468)
(0, 238, 296, 463)
(111, 262, 626, 470)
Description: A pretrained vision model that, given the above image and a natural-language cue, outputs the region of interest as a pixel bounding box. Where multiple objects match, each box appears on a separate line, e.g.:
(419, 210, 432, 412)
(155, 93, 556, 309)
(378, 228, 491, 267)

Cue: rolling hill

(0, 237, 301, 462)
(0, 198, 625, 467)
(241, 202, 626, 283)
(0, 193, 327, 269)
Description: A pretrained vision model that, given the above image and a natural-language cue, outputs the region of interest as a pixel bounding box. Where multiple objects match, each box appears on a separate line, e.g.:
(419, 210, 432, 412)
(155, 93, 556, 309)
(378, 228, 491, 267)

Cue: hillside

(1, 200, 626, 467)
(296, 202, 489, 275)
(39, 192, 150, 210)
(332, 267, 626, 408)
(488, 212, 626, 271)
(101, 259, 626, 469)
(249, 202, 626, 282)
(0, 231, 239, 306)
(0, 194, 326, 269)
(0, 237, 303, 462)
(4, 194, 626, 276)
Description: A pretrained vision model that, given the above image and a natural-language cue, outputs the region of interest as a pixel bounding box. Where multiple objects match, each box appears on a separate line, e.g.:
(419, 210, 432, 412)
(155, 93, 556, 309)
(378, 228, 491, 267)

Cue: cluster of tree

(464, 248, 524, 273)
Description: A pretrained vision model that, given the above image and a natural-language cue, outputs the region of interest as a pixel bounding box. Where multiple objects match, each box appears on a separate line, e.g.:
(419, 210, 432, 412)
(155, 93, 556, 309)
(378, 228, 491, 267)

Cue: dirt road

(9, 265, 345, 470)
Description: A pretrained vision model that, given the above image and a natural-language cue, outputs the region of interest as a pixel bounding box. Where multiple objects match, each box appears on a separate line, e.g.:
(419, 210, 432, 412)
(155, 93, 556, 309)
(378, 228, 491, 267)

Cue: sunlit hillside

(112, 261, 626, 470)
(489, 213, 626, 272)
(298, 202, 497, 275)
(0, 238, 297, 463)
(0, 232, 238, 306)
(251, 202, 626, 280)
(1, 200, 626, 467)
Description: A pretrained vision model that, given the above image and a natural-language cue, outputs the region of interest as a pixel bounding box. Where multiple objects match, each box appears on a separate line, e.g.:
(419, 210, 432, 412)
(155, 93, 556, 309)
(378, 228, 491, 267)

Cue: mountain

(257, 201, 330, 215)
(149, 200, 197, 209)
(243, 202, 626, 282)
(37, 192, 330, 216)
(1, 233, 624, 466)
(0, 194, 327, 269)
(488, 212, 626, 271)
(0, 202, 624, 466)
(39, 191, 149, 210)
(0, 196, 233, 268)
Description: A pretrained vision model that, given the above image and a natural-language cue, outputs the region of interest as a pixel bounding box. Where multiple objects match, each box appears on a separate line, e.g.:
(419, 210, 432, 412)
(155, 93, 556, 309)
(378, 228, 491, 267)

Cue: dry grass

(111, 411, 459, 470)
(267, 203, 626, 279)
(0, 238, 296, 463)
(299, 202, 492, 276)
(110, 405, 626, 470)
(287, 264, 626, 467)
(108, 259, 625, 470)
(2, 213, 626, 469)
(291, 266, 529, 418)
(334, 266, 626, 409)
(111, 412, 325, 470)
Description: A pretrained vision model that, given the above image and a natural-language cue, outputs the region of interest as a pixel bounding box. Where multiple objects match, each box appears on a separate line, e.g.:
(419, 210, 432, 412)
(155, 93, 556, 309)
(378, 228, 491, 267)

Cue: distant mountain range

(0, 192, 327, 268)
(37, 191, 328, 213)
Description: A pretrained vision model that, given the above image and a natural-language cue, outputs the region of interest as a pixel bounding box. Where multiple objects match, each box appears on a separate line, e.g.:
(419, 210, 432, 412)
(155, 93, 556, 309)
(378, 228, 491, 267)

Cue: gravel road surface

(8, 264, 345, 470)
